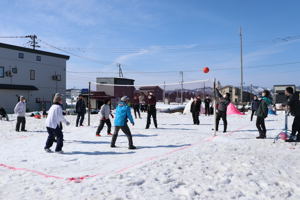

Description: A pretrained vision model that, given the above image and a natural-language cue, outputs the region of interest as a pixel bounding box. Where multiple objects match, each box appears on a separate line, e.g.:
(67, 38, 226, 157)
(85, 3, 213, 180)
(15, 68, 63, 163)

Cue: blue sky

(1, 0, 300, 89)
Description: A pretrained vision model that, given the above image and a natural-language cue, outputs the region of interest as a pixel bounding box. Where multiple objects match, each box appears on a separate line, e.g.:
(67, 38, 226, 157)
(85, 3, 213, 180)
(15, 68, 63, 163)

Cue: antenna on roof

(117, 63, 123, 78)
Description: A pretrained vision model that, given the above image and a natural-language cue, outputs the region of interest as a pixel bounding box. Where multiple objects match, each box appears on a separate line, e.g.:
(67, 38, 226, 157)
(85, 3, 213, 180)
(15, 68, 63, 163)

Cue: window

(0, 67, 4, 78)
(18, 53, 24, 59)
(36, 56, 41, 61)
(56, 75, 61, 81)
(30, 70, 35, 80)
(12, 68, 17, 74)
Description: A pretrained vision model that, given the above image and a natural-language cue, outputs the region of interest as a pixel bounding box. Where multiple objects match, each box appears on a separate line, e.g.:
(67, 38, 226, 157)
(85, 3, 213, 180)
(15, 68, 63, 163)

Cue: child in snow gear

(111, 96, 136, 149)
(285, 87, 300, 142)
(251, 95, 260, 121)
(75, 94, 86, 127)
(44, 93, 70, 153)
(132, 95, 141, 119)
(96, 99, 113, 136)
(0, 107, 9, 121)
(256, 90, 272, 139)
(145, 92, 158, 129)
(14, 96, 27, 132)
(190, 97, 201, 125)
(215, 89, 230, 132)
(204, 96, 211, 116)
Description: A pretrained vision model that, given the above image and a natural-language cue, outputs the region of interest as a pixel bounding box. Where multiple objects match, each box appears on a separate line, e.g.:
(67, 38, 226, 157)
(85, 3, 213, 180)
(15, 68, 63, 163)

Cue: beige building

(219, 86, 253, 103)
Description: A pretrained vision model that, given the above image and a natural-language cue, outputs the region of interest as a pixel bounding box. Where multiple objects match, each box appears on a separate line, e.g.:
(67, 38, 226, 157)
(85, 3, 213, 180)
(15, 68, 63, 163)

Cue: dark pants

(251, 110, 256, 121)
(96, 119, 112, 134)
(205, 105, 210, 116)
(76, 113, 85, 126)
(291, 116, 300, 139)
(16, 116, 26, 131)
(192, 111, 200, 125)
(111, 125, 134, 147)
(45, 126, 64, 151)
(256, 116, 266, 136)
(216, 111, 227, 132)
(133, 105, 141, 119)
(146, 109, 157, 128)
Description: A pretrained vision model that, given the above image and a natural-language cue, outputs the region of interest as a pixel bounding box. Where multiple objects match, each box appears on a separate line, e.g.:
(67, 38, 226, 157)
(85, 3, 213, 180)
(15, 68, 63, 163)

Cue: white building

(0, 42, 70, 113)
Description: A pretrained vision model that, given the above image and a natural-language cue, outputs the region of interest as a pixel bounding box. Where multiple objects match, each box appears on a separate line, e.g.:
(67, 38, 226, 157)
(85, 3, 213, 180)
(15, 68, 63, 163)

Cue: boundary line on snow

(0, 125, 249, 183)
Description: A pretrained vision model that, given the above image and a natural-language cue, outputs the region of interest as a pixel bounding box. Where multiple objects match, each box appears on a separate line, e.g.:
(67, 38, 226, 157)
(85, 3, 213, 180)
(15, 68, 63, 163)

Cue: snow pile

(0, 111, 299, 200)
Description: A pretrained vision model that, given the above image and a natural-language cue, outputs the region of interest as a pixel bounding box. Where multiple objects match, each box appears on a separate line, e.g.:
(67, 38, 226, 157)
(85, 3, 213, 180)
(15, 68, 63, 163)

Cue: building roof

(139, 86, 162, 90)
(0, 42, 70, 60)
(96, 77, 135, 81)
(0, 84, 38, 90)
(273, 84, 296, 87)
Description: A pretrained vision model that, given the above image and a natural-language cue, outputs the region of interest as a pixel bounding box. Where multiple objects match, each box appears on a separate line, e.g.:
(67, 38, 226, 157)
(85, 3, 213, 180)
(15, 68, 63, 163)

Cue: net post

(213, 78, 217, 136)
(88, 81, 91, 126)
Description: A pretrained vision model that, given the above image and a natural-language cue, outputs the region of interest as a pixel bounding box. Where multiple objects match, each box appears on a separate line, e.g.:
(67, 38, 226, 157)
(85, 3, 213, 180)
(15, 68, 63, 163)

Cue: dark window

(18, 53, 24, 59)
(30, 70, 35, 80)
(12, 68, 17, 74)
(0, 67, 4, 78)
(36, 56, 41, 61)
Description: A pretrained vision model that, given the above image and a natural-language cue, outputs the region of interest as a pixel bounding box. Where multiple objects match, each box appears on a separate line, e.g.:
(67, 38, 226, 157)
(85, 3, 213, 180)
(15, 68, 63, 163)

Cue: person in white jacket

(14, 96, 27, 132)
(44, 93, 70, 153)
(96, 99, 113, 136)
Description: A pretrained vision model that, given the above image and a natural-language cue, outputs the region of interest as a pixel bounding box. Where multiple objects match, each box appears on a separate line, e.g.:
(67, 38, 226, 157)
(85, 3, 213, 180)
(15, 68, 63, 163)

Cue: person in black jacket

(204, 96, 211, 116)
(75, 94, 86, 127)
(146, 92, 157, 129)
(190, 97, 201, 125)
(132, 95, 141, 119)
(255, 90, 272, 139)
(0, 107, 9, 121)
(250, 95, 260, 121)
(215, 89, 230, 132)
(285, 87, 300, 142)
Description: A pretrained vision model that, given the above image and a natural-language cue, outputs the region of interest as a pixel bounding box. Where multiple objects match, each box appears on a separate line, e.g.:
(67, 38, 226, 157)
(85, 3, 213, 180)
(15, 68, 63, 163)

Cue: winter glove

(111, 114, 114, 118)
(131, 122, 135, 126)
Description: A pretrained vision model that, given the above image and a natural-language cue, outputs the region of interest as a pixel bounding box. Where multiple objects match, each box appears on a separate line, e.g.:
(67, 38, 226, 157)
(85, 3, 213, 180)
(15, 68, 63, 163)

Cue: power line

(66, 60, 300, 74)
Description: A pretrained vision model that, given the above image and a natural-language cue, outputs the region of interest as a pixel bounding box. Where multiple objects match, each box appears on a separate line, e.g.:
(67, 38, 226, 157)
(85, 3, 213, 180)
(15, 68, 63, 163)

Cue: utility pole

(240, 27, 244, 104)
(27, 35, 40, 50)
(117, 63, 123, 78)
(203, 82, 206, 98)
(180, 71, 183, 104)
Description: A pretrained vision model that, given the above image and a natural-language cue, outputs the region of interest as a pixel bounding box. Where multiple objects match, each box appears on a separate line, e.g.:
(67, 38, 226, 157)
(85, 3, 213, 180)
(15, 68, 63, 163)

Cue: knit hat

(121, 96, 129, 102)
(53, 93, 62, 103)
(19, 96, 25, 101)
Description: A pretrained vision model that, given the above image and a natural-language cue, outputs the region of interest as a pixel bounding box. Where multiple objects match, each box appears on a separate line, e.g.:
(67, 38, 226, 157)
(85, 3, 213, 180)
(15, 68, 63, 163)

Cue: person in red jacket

(146, 92, 157, 129)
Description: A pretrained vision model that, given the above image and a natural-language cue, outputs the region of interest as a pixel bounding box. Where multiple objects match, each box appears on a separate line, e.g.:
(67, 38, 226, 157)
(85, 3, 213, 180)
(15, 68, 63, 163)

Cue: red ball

(203, 67, 209, 73)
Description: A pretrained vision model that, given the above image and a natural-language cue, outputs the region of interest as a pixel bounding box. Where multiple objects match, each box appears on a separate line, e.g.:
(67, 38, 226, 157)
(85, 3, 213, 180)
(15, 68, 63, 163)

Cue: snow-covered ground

(0, 111, 299, 200)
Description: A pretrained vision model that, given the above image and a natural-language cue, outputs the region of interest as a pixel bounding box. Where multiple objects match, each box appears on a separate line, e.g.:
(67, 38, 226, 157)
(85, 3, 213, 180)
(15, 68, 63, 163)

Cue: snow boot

(55, 150, 64, 154)
(256, 131, 266, 139)
(128, 145, 136, 150)
(96, 134, 101, 137)
(107, 133, 113, 136)
(44, 148, 53, 153)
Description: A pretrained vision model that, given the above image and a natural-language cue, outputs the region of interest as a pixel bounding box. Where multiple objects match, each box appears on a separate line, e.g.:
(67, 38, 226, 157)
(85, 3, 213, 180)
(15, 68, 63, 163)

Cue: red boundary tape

(0, 125, 249, 183)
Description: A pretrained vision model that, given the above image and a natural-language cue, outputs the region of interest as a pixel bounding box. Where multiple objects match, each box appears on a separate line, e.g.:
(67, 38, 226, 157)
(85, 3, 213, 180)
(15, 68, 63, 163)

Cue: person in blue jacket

(111, 96, 136, 149)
